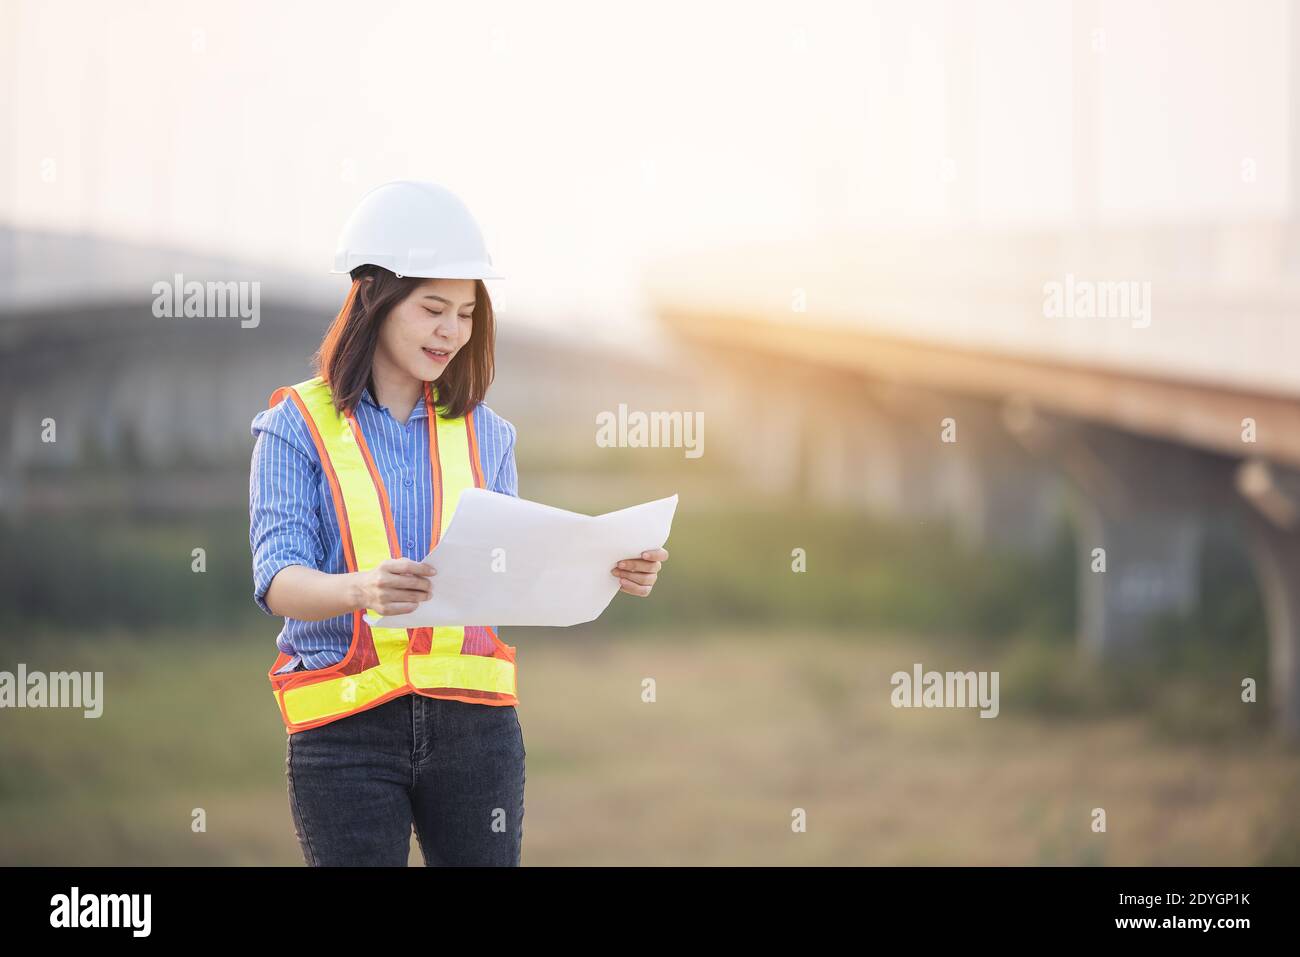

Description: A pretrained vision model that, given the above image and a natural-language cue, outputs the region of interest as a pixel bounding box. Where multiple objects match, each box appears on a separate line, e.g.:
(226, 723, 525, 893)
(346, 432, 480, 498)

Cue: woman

(248, 181, 669, 866)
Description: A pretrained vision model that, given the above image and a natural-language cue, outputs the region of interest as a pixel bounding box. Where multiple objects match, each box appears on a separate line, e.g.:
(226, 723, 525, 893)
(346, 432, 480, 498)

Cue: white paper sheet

(365, 488, 679, 628)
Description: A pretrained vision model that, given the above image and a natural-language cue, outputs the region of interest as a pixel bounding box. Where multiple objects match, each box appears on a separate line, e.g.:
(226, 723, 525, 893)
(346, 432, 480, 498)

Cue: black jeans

(285, 691, 526, 866)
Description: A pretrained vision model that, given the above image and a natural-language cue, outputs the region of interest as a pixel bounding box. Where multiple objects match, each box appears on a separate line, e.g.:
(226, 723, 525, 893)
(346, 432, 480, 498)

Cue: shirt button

(403, 477, 413, 487)
(406, 540, 415, 550)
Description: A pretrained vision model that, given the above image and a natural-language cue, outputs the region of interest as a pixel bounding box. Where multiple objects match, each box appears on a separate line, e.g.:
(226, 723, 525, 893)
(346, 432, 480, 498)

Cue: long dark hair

(311, 264, 496, 419)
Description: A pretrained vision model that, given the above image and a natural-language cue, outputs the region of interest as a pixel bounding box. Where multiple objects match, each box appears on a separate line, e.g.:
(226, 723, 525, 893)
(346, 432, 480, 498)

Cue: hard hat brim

(330, 260, 504, 280)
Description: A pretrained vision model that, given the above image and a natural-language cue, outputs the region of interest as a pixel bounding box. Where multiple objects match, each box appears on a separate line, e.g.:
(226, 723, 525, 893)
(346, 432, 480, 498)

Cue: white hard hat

(331, 180, 504, 280)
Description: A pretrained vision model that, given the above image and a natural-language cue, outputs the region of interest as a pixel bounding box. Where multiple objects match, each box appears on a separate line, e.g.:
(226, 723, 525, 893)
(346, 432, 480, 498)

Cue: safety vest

(265, 375, 518, 733)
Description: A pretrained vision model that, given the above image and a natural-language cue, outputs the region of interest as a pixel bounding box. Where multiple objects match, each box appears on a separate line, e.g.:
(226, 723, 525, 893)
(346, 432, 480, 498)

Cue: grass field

(1, 496, 1288, 864)
(2, 626, 1295, 866)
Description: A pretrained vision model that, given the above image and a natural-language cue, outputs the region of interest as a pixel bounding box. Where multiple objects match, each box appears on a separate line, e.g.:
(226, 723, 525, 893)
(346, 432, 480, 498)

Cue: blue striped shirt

(248, 383, 518, 672)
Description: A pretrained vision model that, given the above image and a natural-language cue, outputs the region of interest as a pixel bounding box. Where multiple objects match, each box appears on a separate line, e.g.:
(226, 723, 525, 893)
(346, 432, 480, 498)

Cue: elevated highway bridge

(646, 220, 1300, 737)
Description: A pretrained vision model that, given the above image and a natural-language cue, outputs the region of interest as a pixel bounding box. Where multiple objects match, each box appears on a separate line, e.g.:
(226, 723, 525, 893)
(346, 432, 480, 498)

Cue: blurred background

(2, 0, 1299, 865)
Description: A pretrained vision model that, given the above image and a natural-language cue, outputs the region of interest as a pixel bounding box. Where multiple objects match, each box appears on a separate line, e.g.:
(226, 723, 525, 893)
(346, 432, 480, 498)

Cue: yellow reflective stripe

(292, 376, 394, 596)
(429, 404, 476, 654)
(406, 654, 517, 695)
(434, 411, 475, 540)
(429, 625, 465, 656)
(371, 625, 411, 660)
(282, 658, 407, 724)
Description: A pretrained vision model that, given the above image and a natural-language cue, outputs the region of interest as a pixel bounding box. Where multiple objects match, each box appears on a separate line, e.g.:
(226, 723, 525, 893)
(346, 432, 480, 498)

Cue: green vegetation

(0, 511, 266, 634)
(0, 503, 1270, 734)
(0, 500, 1286, 864)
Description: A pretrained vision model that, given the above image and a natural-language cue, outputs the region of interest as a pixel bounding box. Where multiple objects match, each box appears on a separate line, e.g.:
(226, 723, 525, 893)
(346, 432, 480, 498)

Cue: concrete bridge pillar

(1071, 495, 1203, 657)
(867, 386, 1064, 553)
(698, 362, 1064, 548)
(1013, 415, 1235, 660)
(700, 350, 803, 498)
(797, 379, 932, 514)
(943, 398, 1064, 555)
(1237, 460, 1300, 739)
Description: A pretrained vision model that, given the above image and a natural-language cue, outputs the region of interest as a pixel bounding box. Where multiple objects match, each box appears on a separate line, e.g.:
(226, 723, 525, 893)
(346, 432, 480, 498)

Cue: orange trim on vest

(426, 382, 443, 549)
(465, 406, 486, 489)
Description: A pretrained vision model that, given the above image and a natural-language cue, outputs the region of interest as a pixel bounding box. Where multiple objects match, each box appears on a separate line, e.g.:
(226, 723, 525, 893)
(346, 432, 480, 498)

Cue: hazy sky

(1, 0, 1292, 346)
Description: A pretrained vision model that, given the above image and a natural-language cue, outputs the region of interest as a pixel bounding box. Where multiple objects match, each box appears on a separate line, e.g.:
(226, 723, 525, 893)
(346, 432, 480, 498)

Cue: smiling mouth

(423, 347, 453, 361)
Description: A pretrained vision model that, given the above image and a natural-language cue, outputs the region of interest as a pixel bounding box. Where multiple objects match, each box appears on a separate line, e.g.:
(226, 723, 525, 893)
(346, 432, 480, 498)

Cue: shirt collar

(360, 384, 431, 421)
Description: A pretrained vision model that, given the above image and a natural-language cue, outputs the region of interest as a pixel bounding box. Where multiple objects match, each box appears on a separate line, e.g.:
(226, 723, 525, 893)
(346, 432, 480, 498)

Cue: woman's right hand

(350, 558, 436, 616)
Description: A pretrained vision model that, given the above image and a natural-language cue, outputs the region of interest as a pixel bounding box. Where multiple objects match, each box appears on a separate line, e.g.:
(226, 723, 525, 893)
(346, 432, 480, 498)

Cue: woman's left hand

(611, 547, 669, 597)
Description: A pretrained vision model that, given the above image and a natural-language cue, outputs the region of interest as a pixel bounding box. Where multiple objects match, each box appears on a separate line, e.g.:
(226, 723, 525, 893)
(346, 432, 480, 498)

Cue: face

(373, 278, 476, 382)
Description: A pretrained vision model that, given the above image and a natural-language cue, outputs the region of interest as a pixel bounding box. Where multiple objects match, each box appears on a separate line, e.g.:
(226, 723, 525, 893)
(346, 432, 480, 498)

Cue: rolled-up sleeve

(249, 403, 324, 615)
(490, 419, 518, 498)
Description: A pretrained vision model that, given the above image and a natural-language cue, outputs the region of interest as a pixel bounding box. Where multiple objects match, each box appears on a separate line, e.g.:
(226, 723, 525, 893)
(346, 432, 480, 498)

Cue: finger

(612, 568, 656, 585)
(382, 569, 435, 588)
(618, 577, 651, 596)
(379, 601, 420, 615)
(640, 548, 669, 561)
(383, 570, 434, 588)
(383, 577, 434, 598)
(614, 559, 661, 573)
(385, 558, 436, 577)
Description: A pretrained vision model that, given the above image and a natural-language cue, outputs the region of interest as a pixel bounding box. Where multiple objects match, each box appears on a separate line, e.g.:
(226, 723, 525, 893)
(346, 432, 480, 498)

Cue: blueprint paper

(365, 488, 679, 628)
